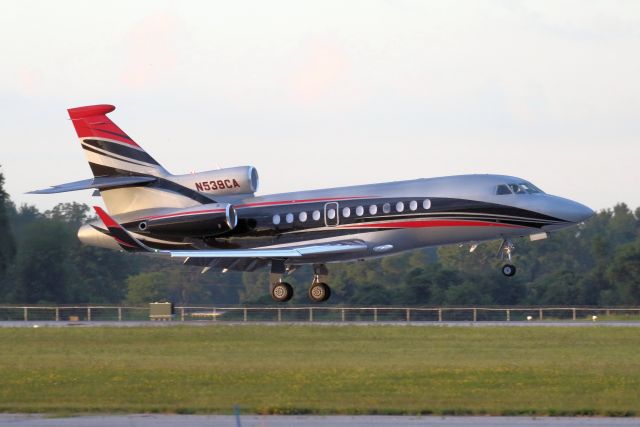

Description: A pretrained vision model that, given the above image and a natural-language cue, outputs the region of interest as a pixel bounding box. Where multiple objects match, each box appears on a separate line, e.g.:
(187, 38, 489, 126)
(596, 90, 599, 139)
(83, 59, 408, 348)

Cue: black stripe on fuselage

(232, 197, 563, 222)
(232, 196, 564, 228)
(190, 196, 568, 248)
(83, 139, 159, 165)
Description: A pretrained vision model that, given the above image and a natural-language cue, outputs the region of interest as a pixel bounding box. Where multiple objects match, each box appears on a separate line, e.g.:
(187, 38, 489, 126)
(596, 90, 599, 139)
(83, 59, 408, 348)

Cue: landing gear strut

(498, 239, 517, 277)
(308, 264, 331, 303)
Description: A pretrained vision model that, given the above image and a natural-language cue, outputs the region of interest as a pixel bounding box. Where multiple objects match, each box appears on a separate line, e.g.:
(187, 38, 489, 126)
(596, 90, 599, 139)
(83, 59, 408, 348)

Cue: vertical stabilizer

(67, 105, 206, 215)
(68, 105, 169, 178)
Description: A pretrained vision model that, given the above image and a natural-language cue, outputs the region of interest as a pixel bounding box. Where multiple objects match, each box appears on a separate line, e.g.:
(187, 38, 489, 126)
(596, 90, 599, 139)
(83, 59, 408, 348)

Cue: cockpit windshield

(496, 182, 544, 195)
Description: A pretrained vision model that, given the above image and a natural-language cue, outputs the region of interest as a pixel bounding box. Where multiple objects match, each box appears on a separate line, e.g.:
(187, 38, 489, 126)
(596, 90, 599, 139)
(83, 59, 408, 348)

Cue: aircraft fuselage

(81, 174, 592, 267)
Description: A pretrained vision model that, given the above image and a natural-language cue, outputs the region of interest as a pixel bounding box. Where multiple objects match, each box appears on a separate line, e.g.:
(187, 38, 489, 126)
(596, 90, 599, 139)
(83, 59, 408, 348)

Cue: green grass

(0, 325, 639, 416)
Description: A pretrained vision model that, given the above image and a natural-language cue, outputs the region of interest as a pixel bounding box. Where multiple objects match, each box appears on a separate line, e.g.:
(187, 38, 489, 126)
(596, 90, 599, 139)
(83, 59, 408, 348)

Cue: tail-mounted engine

(171, 166, 258, 197)
(135, 203, 237, 237)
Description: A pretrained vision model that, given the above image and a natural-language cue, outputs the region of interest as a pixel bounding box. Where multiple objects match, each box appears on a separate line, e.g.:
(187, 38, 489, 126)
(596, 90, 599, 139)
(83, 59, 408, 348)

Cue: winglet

(94, 206, 154, 253)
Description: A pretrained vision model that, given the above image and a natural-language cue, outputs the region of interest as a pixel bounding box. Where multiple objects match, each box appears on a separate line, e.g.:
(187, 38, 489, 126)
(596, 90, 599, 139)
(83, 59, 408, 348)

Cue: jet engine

(171, 166, 259, 197)
(136, 203, 237, 237)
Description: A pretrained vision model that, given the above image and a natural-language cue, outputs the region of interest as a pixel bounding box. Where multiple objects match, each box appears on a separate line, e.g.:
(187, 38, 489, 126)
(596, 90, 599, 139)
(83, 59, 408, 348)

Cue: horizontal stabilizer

(28, 176, 156, 194)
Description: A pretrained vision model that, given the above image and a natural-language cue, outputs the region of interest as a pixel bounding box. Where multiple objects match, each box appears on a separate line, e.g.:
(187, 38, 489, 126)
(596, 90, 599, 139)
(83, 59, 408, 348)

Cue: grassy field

(0, 325, 639, 416)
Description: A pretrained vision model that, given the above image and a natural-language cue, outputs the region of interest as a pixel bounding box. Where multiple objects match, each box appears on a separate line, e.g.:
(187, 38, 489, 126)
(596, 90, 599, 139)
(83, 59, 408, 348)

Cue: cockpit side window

(506, 182, 545, 194)
(496, 184, 512, 195)
(523, 182, 544, 193)
(508, 184, 527, 194)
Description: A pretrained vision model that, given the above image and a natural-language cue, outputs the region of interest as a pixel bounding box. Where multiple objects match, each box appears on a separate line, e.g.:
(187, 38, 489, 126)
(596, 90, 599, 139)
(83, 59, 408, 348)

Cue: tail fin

(68, 105, 168, 178)
(68, 105, 205, 215)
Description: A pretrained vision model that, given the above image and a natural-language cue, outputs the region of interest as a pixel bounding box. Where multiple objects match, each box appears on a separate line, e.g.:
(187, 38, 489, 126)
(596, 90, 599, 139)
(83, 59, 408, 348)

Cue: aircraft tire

(501, 264, 517, 277)
(309, 282, 331, 303)
(271, 282, 293, 302)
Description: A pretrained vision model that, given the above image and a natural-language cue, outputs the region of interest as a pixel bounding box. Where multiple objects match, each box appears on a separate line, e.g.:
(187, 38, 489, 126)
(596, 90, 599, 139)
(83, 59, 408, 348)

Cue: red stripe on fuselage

(235, 196, 374, 209)
(339, 219, 526, 229)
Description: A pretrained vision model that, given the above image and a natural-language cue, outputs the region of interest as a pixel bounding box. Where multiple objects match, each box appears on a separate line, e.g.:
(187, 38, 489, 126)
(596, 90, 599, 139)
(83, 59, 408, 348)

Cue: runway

(0, 415, 638, 427)
(1, 320, 639, 328)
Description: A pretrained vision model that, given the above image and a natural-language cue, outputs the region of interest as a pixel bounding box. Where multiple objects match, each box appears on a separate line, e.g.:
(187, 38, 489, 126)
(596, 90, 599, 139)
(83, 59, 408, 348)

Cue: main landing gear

(308, 264, 331, 303)
(270, 281, 294, 302)
(269, 262, 333, 303)
(498, 239, 517, 277)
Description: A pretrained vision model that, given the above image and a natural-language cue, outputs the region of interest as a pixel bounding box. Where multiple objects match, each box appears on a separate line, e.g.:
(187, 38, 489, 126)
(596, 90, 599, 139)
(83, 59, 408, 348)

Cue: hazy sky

(1, 0, 639, 212)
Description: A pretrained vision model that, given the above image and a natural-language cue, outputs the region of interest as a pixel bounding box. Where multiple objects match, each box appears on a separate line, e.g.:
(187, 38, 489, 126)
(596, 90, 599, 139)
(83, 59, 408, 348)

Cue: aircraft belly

(279, 224, 535, 264)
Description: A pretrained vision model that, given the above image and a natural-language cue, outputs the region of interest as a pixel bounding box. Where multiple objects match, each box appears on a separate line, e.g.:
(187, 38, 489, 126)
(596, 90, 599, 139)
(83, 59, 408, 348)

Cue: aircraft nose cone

(559, 200, 595, 223)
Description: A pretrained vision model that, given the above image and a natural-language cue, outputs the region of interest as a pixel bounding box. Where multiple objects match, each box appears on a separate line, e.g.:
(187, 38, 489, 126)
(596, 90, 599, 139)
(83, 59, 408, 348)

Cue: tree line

(0, 168, 639, 306)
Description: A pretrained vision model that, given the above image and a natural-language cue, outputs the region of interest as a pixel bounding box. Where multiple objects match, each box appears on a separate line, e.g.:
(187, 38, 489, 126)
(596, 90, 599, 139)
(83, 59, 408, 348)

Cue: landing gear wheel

(502, 264, 516, 277)
(308, 282, 331, 303)
(271, 282, 293, 302)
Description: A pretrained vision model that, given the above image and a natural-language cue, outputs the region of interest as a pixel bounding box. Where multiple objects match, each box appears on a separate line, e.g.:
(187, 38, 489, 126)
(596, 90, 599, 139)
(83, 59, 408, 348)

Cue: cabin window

(369, 205, 378, 215)
(286, 213, 294, 223)
(423, 199, 431, 210)
(382, 203, 391, 214)
(409, 200, 418, 211)
(396, 201, 405, 212)
(272, 214, 281, 225)
(327, 208, 336, 220)
(356, 206, 364, 216)
(312, 210, 321, 221)
(299, 212, 308, 222)
(342, 207, 351, 218)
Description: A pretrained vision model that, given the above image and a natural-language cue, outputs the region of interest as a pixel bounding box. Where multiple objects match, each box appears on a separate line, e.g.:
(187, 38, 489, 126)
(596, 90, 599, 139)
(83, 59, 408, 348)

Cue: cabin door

(324, 202, 339, 227)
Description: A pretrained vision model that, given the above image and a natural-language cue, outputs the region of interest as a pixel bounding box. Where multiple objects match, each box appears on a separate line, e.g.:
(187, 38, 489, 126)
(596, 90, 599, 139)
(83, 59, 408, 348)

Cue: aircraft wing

(162, 243, 366, 259)
(28, 176, 156, 194)
(94, 206, 367, 259)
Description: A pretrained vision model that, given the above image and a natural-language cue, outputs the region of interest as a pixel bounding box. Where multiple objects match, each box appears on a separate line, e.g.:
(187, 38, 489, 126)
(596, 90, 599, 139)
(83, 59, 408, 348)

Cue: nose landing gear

(498, 239, 517, 277)
(501, 264, 516, 277)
